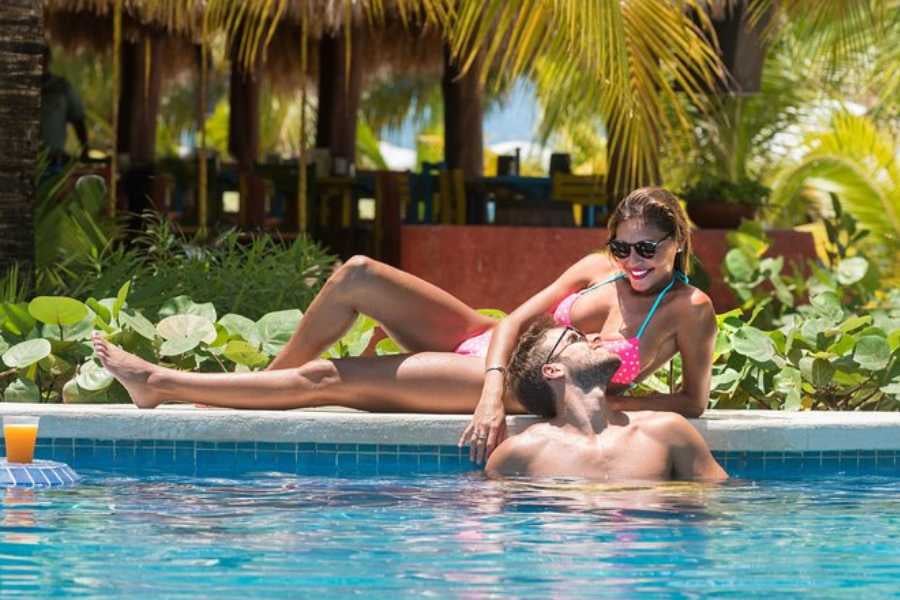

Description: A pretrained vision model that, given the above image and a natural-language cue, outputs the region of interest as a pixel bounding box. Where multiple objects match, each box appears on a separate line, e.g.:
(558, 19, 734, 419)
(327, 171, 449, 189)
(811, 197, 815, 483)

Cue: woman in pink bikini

(93, 187, 717, 463)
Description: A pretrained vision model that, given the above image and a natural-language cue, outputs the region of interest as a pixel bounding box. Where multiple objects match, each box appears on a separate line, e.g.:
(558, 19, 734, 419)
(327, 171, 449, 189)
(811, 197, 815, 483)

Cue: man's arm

(652, 414, 727, 481)
(484, 435, 536, 478)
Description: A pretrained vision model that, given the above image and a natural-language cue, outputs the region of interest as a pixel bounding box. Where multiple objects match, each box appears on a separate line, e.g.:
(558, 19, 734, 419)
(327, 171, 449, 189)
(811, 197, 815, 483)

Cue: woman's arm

(607, 292, 717, 418)
(461, 253, 613, 463)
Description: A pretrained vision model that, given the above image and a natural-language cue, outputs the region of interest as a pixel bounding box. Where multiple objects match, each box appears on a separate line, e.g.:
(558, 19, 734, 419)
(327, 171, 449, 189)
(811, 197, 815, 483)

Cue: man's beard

(570, 360, 615, 394)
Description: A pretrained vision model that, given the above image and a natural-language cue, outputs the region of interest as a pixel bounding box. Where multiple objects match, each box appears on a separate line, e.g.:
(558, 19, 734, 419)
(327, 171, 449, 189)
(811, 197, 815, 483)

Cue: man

(485, 318, 727, 481)
(40, 46, 89, 167)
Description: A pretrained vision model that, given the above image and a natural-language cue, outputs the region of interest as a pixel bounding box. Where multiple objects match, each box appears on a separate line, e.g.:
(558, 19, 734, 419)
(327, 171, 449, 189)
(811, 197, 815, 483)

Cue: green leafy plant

(682, 177, 771, 207)
(0, 286, 387, 404)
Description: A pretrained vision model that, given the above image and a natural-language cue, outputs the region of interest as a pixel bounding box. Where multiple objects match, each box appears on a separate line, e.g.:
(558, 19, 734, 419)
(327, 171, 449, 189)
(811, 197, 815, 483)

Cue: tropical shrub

(640, 203, 900, 410)
(0, 288, 379, 404)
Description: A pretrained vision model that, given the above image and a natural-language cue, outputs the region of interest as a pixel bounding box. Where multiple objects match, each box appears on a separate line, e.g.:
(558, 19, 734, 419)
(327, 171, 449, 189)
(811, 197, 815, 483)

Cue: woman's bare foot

(91, 332, 166, 409)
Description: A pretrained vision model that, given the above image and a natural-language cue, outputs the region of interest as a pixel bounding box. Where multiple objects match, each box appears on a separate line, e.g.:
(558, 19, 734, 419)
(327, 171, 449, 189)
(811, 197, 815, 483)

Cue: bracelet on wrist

(485, 366, 506, 374)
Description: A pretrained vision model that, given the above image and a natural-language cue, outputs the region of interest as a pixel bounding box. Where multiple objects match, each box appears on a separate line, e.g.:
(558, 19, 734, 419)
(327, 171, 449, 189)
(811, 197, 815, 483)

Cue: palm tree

(0, 0, 43, 276)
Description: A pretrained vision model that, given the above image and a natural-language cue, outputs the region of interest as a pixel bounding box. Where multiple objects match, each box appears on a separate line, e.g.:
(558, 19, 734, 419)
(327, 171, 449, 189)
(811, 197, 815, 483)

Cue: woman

(93, 187, 717, 463)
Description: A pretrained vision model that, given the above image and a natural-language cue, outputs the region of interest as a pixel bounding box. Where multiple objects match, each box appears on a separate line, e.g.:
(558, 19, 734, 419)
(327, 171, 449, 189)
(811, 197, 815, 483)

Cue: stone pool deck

(2, 404, 899, 452)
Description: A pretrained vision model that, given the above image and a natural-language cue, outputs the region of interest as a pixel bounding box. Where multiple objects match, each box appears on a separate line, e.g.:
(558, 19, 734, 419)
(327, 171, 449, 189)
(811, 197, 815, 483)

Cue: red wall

(400, 225, 816, 312)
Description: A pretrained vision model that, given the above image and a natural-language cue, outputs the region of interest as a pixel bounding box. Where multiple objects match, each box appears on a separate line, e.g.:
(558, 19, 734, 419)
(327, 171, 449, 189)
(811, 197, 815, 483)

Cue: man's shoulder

(625, 411, 695, 442)
(485, 428, 552, 476)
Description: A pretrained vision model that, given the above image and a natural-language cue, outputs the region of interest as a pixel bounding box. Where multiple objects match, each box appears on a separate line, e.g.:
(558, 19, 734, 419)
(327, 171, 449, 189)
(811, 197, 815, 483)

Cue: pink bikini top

(455, 271, 687, 387)
(552, 272, 686, 385)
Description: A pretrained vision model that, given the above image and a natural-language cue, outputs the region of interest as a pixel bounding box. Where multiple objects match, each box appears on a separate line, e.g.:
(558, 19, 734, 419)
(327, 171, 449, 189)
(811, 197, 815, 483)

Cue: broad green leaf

(853, 336, 891, 370)
(119, 311, 158, 341)
(113, 280, 131, 320)
(710, 368, 740, 390)
(810, 291, 843, 323)
(2, 339, 52, 369)
(223, 340, 269, 368)
(838, 315, 871, 334)
(219, 313, 261, 347)
(724, 249, 756, 281)
(477, 308, 507, 320)
(731, 326, 775, 363)
(86, 298, 111, 325)
(2, 377, 40, 402)
(339, 315, 377, 358)
(28, 296, 89, 326)
(257, 309, 302, 355)
(62, 377, 81, 403)
(836, 257, 869, 285)
(1, 304, 38, 337)
(42, 307, 96, 342)
(0, 337, 7, 355)
(811, 358, 835, 388)
(156, 315, 217, 345)
(827, 334, 855, 357)
(375, 337, 404, 356)
(158, 296, 217, 323)
(159, 334, 205, 357)
(76, 360, 114, 392)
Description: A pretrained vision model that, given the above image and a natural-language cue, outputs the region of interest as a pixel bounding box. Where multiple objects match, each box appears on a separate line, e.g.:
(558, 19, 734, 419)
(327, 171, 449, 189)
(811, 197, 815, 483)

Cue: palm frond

(460, 0, 723, 191)
(770, 113, 900, 256)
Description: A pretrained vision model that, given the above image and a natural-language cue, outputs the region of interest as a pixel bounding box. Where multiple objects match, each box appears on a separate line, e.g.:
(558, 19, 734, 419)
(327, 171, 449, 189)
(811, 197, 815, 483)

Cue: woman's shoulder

(668, 280, 715, 321)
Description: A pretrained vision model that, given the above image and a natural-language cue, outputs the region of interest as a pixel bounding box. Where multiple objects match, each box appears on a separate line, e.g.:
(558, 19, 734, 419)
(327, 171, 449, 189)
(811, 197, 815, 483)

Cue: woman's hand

(459, 380, 508, 465)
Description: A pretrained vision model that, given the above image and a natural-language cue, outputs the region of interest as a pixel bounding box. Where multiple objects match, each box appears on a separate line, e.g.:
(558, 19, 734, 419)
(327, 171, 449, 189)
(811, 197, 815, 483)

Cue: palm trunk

(0, 0, 42, 275)
(316, 28, 364, 167)
(442, 43, 484, 178)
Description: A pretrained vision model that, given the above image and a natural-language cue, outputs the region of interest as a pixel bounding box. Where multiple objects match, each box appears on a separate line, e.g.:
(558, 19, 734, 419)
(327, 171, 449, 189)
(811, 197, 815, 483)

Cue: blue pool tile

(196, 441, 215, 450)
(197, 449, 237, 475)
(337, 453, 358, 467)
(115, 439, 135, 450)
(296, 443, 315, 452)
(256, 442, 279, 453)
(155, 440, 174, 449)
(234, 450, 260, 473)
(175, 440, 195, 450)
(336, 443, 357, 453)
(273, 442, 295, 452)
(137, 440, 156, 450)
(51, 447, 74, 464)
(175, 448, 195, 468)
(358, 453, 378, 466)
(315, 443, 338, 452)
(357, 444, 377, 453)
(236, 442, 256, 451)
(398, 445, 420, 454)
(215, 442, 237, 450)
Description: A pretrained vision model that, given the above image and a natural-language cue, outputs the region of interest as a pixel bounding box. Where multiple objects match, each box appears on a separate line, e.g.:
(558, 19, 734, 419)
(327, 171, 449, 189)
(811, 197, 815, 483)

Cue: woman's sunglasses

(607, 232, 673, 260)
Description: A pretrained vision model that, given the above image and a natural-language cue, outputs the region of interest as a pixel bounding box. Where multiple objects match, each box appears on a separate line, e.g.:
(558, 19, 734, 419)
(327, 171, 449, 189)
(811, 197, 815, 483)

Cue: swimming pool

(2, 406, 899, 596)
(2, 468, 898, 597)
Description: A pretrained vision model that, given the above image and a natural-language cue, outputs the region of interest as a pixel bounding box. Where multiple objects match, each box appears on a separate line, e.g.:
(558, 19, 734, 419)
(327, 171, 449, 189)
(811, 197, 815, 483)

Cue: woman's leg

(93, 334, 527, 413)
(268, 255, 495, 370)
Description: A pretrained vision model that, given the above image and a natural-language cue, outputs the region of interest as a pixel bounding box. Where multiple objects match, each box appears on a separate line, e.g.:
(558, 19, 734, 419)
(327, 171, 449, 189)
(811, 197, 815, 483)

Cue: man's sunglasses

(607, 232, 673, 260)
(543, 326, 587, 365)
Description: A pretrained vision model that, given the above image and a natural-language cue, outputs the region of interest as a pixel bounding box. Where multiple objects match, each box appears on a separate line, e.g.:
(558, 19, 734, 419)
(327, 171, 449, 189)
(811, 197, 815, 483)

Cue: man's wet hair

(506, 316, 557, 418)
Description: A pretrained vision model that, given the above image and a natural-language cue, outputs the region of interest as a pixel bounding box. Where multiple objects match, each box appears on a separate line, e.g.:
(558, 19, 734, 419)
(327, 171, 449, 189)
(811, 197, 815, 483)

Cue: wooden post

(228, 49, 261, 227)
(316, 27, 364, 165)
(442, 43, 484, 179)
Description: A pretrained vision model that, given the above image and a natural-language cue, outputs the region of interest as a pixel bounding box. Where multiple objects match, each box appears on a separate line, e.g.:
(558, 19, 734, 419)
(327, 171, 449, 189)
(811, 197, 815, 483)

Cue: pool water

(2, 471, 898, 597)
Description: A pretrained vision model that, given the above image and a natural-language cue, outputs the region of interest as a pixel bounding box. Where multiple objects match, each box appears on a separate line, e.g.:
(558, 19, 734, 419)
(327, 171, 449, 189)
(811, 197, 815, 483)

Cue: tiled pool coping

(2, 404, 899, 451)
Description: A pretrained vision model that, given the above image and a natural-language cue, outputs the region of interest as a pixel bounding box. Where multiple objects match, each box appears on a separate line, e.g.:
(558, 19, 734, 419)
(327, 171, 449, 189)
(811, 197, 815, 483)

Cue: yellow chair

(551, 174, 607, 226)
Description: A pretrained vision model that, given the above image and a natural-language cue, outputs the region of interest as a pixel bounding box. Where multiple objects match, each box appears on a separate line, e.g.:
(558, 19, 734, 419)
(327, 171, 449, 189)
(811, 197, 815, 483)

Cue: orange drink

(3, 416, 40, 464)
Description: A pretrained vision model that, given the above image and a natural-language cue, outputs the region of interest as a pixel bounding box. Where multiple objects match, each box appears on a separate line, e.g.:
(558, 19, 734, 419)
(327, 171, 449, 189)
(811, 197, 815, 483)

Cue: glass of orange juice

(3, 416, 40, 464)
